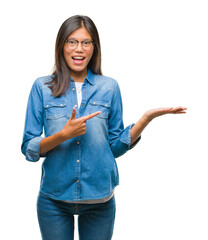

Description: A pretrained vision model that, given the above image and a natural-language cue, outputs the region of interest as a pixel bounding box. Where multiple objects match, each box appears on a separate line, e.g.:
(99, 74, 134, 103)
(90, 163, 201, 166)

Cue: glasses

(65, 39, 94, 50)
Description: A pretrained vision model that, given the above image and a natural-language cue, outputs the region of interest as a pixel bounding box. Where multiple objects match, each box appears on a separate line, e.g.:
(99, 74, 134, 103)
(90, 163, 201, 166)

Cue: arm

(108, 82, 141, 158)
(21, 79, 45, 161)
(130, 107, 187, 146)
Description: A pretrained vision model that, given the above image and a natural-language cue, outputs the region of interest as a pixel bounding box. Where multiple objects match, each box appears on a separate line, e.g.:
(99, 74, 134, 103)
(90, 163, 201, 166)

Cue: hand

(60, 107, 101, 140)
(143, 106, 187, 122)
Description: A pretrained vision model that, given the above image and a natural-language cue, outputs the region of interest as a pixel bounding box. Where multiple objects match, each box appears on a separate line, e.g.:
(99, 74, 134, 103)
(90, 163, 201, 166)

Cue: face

(63, 27, 94, 77)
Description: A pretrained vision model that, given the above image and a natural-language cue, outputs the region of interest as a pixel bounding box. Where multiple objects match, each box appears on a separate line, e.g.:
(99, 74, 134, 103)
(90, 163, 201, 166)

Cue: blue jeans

(37, 192, 116, 240)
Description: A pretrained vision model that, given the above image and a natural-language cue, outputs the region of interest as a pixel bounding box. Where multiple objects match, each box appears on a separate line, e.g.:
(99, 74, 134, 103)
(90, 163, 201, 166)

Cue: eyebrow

(67, 37, 93, 41)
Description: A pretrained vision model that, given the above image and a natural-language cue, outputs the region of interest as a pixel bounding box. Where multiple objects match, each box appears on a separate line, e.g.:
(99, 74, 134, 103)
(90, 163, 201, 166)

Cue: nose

(75, 42, 83, 52)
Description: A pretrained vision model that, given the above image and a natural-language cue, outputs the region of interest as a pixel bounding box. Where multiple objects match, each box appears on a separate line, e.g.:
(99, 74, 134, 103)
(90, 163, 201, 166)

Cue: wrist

(141, 113, 153, 124)
(59, 129, 71, 141)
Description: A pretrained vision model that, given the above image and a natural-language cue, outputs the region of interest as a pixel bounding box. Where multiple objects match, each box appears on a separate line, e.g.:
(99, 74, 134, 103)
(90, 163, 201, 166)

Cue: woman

(21, 15, 187, 240)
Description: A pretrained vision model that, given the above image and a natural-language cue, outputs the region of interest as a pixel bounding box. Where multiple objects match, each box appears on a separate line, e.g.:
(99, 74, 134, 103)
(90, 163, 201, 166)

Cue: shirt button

(74, 105, 77, 108)
(60, 104, 63, 106)
(93, 102, 96, 105)
(46, 105, 49, 108)
(77, 160, 80, 163)
(82, 104, 84, 107)
(77, 141, 80, 145)
(72, 88, 75, 91)
(77, 179, 80, 183)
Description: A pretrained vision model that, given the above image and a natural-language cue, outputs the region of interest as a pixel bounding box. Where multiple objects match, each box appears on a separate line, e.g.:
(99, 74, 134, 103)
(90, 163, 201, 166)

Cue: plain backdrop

(1, 0, 208, 239)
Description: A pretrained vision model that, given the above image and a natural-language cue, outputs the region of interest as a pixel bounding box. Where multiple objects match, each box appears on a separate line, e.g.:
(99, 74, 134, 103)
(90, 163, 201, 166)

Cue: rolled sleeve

(25, 136, 45, 162)
(111, 124, 141, 158)
(119, 123, 141, 150)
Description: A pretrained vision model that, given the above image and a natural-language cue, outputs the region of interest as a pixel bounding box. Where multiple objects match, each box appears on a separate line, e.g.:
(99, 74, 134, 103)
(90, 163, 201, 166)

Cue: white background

(1, 0, 208, 239)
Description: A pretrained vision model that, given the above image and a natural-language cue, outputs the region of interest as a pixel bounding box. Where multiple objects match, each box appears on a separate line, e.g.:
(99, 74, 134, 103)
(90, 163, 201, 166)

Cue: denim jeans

(37, 192, 116, 240)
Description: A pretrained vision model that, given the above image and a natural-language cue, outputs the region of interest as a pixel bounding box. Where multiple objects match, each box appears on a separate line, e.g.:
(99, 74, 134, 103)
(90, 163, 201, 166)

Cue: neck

(70, 69, 88, 82)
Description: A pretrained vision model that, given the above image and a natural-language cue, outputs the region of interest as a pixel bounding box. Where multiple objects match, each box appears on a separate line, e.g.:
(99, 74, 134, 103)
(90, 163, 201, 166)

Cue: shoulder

(32, 75, 53, 90)
(93, 74, 119, 92)
(28, 75, 53, 100)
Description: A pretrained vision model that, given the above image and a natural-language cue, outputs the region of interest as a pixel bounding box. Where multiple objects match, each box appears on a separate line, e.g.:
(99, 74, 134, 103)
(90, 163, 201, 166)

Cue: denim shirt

(21, 70, 141, 201)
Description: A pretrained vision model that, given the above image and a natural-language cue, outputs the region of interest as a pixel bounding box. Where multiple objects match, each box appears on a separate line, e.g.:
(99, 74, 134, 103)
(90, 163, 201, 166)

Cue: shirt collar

(84, 69, 95, 85)
(70, 69, 95, 86)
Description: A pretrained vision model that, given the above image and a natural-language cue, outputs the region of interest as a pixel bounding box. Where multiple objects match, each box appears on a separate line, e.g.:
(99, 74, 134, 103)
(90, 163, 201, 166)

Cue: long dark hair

(47, 15, 102, 97)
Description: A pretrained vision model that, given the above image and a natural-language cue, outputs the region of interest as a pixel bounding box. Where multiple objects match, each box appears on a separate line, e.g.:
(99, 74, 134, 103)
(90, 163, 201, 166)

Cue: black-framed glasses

(65, 39, 94, 50)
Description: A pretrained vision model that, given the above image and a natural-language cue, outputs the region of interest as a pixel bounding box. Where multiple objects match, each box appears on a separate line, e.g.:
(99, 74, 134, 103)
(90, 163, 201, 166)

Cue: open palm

(144, 107, 187, 122)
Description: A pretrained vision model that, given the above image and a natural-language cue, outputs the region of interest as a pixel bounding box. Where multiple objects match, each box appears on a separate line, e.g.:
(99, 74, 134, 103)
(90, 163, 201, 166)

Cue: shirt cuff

(25, 136, 45, 162)
(119, 123, 141, 150)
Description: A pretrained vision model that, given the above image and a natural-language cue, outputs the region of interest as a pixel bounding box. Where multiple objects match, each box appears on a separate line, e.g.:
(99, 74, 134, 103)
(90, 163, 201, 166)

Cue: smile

(72, 57, 86, 64)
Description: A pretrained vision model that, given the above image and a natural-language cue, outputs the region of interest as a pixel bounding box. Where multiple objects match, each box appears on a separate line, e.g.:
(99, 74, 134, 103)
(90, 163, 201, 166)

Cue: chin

(69, 65, 88, 74)
(71, 67, 85, 72)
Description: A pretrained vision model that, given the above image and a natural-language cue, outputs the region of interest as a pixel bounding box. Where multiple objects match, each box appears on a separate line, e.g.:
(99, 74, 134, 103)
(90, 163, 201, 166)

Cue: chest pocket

(89, 99, 111, 119)
(44, 102, 67, 120)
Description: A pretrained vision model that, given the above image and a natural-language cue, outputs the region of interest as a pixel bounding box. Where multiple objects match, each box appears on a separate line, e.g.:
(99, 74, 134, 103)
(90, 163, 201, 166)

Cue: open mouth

(72, 57, 85, 60)
(72, 56, 86, 64)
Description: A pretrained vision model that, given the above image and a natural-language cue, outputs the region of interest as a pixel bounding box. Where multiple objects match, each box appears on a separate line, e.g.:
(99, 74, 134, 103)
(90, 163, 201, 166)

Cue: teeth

(73, 57, 84, 60)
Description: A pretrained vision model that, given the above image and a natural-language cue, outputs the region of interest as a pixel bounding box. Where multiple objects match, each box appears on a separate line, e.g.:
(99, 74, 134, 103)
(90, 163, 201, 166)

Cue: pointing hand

(61, 107, 101, 140)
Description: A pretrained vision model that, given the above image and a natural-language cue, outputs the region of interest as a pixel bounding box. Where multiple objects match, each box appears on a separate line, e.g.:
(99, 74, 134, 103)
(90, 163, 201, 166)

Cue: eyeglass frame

(65, 38, 95, 50)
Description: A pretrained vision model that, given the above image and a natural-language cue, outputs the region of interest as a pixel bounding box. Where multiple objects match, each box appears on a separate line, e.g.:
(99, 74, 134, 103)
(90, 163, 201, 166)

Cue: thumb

(70, 107, 76, 120)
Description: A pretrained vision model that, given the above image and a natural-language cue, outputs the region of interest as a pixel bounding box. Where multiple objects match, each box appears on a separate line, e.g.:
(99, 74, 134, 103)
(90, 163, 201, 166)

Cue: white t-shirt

(75, 82, 83, 109)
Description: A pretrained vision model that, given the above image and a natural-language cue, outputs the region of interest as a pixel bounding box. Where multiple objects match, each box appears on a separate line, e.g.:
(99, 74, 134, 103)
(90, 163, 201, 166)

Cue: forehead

(68, 27, 92, 40)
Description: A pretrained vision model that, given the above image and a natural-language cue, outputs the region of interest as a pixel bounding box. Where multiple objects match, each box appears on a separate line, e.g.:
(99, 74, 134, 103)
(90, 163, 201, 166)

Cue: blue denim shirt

(21, 70, 141, 201)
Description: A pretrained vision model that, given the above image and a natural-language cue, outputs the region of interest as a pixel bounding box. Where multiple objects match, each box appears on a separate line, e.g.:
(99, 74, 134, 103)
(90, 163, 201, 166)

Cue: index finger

(82, 111, 102, 121)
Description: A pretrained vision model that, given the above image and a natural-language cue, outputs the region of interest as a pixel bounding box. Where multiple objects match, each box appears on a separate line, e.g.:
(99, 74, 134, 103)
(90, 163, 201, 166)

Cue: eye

(68, 40, 76, 45)
(82, 41, 91, 46)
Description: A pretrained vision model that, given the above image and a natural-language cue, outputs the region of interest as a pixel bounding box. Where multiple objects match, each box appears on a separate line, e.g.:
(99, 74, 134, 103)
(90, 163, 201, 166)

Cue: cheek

(63, 48, 72, 61)
(86, 50, 94, 62)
